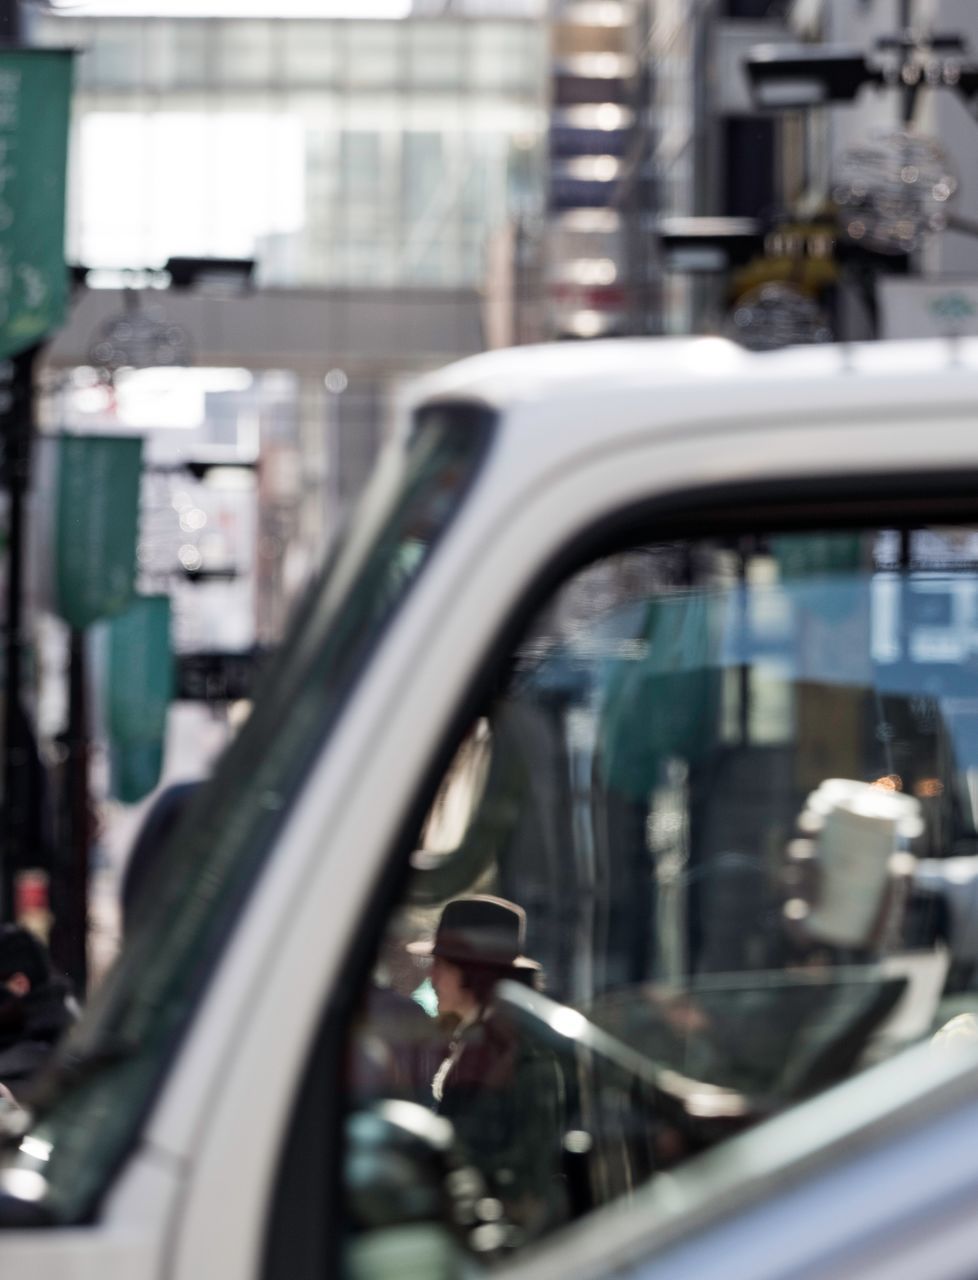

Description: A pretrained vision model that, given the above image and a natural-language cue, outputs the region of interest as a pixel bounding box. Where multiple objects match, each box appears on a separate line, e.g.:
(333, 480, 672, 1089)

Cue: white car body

(6, 336, 978, 1278)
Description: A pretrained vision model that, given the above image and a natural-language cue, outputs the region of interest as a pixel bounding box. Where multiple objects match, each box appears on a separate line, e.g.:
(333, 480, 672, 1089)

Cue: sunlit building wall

(546, 0, 636, 339)
(35, 9, 547, 632)
(787, 0, 978, 341)
(35, 14, 546, 290)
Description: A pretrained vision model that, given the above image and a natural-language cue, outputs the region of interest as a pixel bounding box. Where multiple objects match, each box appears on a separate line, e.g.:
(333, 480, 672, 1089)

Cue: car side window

(331, 524, 978, 1274)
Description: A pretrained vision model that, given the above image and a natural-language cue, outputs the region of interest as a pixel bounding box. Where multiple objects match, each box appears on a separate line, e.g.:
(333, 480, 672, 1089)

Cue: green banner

(110, 740, 165, 807)
(771, 533, 865, 579)
(55, 434, 142, 629)
(0, 50, 74, 360)
(106, 595, 173, 744)
(106, 595, 173, 803)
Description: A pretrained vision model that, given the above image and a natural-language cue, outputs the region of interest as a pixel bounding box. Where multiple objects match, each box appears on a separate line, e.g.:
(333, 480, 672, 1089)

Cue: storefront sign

(879, 278, 978, 340)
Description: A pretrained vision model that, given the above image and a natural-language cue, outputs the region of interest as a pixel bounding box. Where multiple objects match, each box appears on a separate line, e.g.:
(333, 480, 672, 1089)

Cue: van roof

(413, 336, 978, 419)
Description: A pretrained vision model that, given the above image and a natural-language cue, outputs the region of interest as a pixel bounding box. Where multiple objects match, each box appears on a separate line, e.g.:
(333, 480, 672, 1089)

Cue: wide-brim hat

(408, 895, 541, 972)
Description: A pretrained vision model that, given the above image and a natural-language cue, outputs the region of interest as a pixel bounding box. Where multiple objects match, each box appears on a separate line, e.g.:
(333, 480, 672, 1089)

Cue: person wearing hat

(0, 925, 77, 1094)
(409, 895, 569, 1239)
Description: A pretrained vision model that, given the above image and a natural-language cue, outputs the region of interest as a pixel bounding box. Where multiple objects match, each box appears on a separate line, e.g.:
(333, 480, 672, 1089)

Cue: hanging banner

(55, 434, 143, 630)
(106, 594, 173, 803)
(0, 49, 74, 360)
(110, 740, 165, 808)
(771, 533, 865, 580)
(106, 595, 173, 745)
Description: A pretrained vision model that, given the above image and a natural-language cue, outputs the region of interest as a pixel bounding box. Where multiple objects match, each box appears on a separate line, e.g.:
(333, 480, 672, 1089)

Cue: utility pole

(0, 345, 39, 922)
(0, 7, 75, 965)
(0, 0, 24, 923)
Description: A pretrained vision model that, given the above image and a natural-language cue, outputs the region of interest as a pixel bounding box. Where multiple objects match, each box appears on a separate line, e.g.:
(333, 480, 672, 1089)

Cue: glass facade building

(35, 13, 546, 289)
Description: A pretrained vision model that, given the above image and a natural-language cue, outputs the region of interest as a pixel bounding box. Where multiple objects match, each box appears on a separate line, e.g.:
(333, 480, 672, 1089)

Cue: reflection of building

(35, 7, 547, 625)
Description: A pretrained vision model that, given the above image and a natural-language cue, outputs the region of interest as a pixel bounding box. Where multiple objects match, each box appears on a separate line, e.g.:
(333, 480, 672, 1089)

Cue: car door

(167, 398, 978, 1280)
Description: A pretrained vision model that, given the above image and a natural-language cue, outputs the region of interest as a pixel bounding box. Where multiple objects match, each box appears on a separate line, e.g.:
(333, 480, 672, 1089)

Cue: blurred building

(35, 5, 547, 635)
(774, 0, 978, 344)
(20, 3, 549, 919)
(544, 0, 635, 339)
(530, 0, 978, 347)
(534, 0, 795, 340)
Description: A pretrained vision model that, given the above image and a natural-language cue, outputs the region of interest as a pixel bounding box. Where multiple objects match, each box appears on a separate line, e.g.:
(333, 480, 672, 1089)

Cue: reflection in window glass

(0, 404, 495, 1225)
(346, 526, 978, 1267)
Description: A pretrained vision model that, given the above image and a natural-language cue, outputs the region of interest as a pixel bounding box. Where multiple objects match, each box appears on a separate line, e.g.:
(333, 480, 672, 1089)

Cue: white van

(5, 336, 978, 1280)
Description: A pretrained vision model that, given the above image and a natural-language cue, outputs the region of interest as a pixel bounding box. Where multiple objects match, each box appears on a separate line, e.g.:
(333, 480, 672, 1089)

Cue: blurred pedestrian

(409, 895, 569, 1239)
(0, 925, 77, 1092)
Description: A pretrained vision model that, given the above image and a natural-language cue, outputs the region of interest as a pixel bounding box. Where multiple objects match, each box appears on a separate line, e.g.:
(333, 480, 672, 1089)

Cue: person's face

(430, 956, 473, 1019)
(1, 973, 28, 999)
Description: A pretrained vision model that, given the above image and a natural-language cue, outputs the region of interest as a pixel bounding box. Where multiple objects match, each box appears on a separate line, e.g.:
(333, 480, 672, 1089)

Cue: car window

(339, 521, 978, 1272)
(0, 402, 494, 1225)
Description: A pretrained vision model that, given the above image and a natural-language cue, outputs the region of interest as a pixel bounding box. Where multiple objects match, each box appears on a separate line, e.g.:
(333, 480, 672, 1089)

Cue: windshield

(0, 401, 494, 1223)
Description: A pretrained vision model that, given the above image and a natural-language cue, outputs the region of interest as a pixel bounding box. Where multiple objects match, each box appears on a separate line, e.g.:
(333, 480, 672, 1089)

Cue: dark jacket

(434, 1004, 569, 1238)
(352, 983, 445, 1106)
(0, 977, 76, 1088)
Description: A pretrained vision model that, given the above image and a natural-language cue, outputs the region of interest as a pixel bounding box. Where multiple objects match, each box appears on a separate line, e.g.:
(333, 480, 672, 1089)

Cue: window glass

(73, 112, 306, 269)
(281, 22, 340, 86)
(402, 131, 445, 224)
(344, 524, 978, 1268)
(86, 21, 149, 88)
(341, 131, 383, 202)
(468, 23, 541, 90)
(0, 404, 494, 1224)
(408, 24, 466, 88)
(212, 21, 275, 87)
(161, 21, 212, 88)
(345, 25, 401, 87)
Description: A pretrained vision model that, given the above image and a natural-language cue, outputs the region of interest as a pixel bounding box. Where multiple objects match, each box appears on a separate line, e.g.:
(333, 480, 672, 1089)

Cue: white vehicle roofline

(407, 336, 978, 420)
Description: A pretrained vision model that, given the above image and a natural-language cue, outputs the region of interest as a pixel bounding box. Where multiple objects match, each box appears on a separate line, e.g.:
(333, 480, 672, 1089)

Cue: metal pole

(0, 0, 26, 922)
(50, 629, 90, 995)
(0, 344, 38, 922)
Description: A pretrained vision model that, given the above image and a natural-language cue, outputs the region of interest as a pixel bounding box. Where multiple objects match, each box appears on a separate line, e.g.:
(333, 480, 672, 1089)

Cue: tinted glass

(0, 404, 493, 1223)
(344, 524, 978, 1267)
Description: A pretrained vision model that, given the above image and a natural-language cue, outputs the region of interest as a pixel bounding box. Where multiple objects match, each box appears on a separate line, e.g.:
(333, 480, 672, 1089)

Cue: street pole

(0, 0, 25, 930)
(50, 629, 89, 995)
(0, 345, 38, 922)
